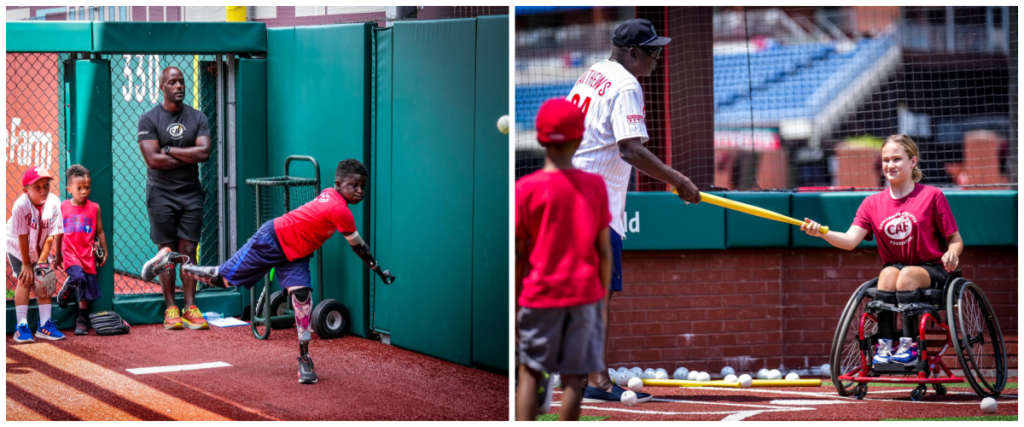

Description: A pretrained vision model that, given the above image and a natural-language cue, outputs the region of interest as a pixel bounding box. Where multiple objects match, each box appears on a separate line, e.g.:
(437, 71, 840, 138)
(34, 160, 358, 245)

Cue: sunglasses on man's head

(633, 46, 661, 60)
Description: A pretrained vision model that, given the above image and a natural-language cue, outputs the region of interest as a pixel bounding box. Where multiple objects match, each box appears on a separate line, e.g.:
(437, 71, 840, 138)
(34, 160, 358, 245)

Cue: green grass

(880, 413, 1015, 421)
(823, 381, 1017, 389)
(882, 415, 1017, 421)
(536, 414, 609, 421)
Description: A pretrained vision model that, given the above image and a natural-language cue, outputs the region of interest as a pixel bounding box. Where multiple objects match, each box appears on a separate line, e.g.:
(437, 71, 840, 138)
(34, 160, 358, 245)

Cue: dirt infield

(547, 380, 1018, 421)
(7, 323, 508, 421)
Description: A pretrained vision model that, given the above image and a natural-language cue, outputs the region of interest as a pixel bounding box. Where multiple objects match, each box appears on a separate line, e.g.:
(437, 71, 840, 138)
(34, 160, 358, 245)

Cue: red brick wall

(610, 247, 1017, 374)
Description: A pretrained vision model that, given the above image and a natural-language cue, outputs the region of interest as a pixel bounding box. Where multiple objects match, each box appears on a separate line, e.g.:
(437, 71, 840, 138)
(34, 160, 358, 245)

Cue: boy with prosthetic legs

(182, 159, 394, 384)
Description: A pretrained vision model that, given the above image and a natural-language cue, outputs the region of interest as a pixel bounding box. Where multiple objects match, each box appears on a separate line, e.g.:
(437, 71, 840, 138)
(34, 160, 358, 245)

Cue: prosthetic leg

(290, 287, 317, 384)
(180, 264, 227, 288)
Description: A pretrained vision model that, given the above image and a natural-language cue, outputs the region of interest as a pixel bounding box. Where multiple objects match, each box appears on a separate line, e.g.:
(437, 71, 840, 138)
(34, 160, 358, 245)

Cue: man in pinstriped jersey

(567, 18, 701, 404)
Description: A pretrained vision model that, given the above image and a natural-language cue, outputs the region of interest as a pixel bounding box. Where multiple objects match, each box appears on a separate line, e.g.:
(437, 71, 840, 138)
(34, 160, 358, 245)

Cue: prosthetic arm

(344, 232, 395, 284)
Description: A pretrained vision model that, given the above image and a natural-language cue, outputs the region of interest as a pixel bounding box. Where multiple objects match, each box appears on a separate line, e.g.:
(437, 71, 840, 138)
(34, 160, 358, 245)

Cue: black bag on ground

(89, 311, 131, 335)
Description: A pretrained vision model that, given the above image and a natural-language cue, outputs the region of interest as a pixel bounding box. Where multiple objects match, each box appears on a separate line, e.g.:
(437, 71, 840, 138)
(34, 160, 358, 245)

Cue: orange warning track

(7, 324, 508, 421)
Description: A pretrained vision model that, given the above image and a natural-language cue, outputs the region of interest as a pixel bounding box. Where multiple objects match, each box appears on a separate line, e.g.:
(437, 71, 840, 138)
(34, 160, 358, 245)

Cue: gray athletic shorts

(517, 301, 605, 376)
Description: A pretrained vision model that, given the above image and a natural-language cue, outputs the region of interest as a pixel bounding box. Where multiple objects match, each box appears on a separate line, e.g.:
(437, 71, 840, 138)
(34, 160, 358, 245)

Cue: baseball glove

(93, 242, 107, 265)
(89, 311, 131, 336)
(34, 263, 57, 296)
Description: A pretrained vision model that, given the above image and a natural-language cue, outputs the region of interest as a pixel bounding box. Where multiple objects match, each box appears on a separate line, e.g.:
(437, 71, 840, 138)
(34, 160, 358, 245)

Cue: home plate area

(548, 379, 1018, 421)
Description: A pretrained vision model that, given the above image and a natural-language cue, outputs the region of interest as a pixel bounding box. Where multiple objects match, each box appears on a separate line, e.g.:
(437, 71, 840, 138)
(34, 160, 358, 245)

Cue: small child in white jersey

(7, 166, 66, 343)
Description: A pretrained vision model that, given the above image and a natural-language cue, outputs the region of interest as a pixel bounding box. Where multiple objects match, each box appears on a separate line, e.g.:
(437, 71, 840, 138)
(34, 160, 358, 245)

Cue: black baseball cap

(612, 18, 671, 47)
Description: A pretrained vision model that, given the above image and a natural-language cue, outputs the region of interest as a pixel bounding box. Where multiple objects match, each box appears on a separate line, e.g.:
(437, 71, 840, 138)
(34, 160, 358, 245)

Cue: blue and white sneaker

(889, 337, 919, 364)
(13, 321, 34, 343)
(35, 319, 66, 341)
(873, 338, 893, 363)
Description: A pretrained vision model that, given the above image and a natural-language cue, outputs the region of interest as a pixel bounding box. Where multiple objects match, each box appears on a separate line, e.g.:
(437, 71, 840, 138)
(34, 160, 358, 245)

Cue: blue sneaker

(35, 319, 66, 341)
(13, 322, 34, 343)
(873, 338, 893, 363)
(889, 337, 919, 364)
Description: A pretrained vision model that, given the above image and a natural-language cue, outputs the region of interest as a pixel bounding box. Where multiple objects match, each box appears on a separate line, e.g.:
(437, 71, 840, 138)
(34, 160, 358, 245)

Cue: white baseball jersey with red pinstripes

(567, 59, 649, 238)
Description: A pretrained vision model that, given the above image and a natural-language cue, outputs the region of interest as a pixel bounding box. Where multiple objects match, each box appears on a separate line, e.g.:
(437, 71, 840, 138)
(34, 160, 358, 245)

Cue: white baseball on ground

(621, 390, 638, 406)
(768, 369, 782, 380)
(980, 397, 997, 413)
(757, 369, 769, 379)
(721, 366, 735, 376)
(642, 369, 656, 379)
(615, 372, 629, 386)
(497, 115, 509, 134)
(819, 364, 830, 376)
(724, 374, 738, 383)
(655, 368, 668, 376)
(686, 370, 699, 381)
(738, 374, 753, 388)
(696, 372, 711, 382)
(785, 372, 800, 381)
(655, 371, 669, 380)
(673, 367, 689, 380)
(617, 366, 629, 374)
(627, 376, 644, 393)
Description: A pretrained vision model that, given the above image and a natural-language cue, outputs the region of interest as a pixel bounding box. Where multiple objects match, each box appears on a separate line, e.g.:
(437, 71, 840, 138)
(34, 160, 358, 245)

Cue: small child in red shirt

(180, 159, 394, 384)
(515, 99, 613, 421)
(56, 165, 109, 335)
(802, 134, 963, 365)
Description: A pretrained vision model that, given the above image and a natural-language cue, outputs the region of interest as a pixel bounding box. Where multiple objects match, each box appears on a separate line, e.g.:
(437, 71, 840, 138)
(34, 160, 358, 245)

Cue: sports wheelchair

(828, 270, 1007, 401)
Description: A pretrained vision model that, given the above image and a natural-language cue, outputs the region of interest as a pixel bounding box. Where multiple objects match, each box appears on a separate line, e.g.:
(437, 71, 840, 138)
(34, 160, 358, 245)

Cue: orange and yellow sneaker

(182, 305, 209, 330)
(164, 306, 183, 330)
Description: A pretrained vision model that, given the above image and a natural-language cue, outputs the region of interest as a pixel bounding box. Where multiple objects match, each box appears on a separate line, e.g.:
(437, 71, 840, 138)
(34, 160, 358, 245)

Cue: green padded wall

(791, 192, 879, 249)
(388, 18, 478, 365)
(471, 15, 510, 371)
(371, 28, 394, 334)
(6, 22, 93, 52)
(944, 191, 1017, 247)
(266, 24, 374, 337)
(724, 193, 790, 248)
(621, 192, 726, 250)
(236, 58, 269, 313)
(92, 22, 267, 53)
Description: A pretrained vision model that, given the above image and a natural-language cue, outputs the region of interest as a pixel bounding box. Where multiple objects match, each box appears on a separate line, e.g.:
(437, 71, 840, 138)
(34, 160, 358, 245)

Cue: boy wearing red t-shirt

(56, 165, 109, 335)
(181, 159, 395, 384)
(515, 99, 613, 421)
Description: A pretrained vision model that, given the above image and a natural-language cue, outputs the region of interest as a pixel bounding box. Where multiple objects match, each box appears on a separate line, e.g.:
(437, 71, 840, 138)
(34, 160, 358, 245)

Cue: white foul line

(127, 361, 232, 375)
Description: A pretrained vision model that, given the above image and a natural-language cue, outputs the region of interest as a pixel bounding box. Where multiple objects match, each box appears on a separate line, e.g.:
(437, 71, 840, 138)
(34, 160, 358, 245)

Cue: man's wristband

(163, 145, 172, 155)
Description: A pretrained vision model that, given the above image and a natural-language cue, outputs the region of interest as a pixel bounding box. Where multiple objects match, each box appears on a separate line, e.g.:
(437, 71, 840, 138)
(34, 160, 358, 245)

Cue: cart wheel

(312, 299, 348, 339)
(830, 279, 878, 396)
(854, 384, 868, 400)
(268, 291, 295, 329)
(910, 384, 927, 401)
(947, 279, 1007, 398)
(933, 383, 947, 396)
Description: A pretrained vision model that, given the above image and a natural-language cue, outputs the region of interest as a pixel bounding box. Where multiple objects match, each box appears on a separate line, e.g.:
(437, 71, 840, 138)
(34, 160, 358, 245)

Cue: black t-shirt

(137, 104, 211, 190)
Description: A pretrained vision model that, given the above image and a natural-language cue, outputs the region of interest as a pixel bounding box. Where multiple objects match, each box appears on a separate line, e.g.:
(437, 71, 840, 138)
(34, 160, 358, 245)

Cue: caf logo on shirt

(167, 123, 186, 140)
(883, 214, 914, 241)
(317, 192, 331, 203)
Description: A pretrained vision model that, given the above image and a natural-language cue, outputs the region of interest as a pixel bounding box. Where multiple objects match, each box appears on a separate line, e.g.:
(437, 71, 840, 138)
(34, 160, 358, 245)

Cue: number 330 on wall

(121, 54, 161, 104)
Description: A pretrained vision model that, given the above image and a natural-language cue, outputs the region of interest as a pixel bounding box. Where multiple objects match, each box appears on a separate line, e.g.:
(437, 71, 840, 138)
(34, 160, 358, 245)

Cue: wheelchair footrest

(872, 362, 920, 374)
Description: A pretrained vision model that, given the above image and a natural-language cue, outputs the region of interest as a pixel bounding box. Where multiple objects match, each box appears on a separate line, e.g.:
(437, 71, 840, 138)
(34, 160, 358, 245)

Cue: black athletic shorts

(146, 184, 205, 245)
(883, 262, 949, 289)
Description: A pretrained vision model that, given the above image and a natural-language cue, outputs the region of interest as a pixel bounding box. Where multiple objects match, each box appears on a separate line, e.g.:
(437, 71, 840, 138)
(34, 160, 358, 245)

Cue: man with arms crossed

(568, 18, 701, 403)
(137, 66, 214, 331)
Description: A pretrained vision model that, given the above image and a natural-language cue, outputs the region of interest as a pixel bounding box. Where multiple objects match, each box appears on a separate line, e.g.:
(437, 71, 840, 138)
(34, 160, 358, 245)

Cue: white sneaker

(890, 337, 919, 364)
(873, 338, 893, 363)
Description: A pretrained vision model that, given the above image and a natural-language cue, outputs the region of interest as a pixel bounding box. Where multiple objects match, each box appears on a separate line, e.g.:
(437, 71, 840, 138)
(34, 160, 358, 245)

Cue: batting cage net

(515, 6, 1017, 191)
(6, 52, 225, 299)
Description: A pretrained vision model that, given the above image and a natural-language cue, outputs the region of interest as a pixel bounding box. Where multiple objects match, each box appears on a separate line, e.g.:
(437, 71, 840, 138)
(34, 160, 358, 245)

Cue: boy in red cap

(7, 166, 66, 343)
(515, 99, 612, 421)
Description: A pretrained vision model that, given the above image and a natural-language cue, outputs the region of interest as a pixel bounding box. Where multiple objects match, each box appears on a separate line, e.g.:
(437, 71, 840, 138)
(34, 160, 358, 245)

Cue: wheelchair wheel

(829, 279, 878, 396)
(910, 384, 927, 401)
(946, 279, 1007, 398)
(933, 383, 947, 396)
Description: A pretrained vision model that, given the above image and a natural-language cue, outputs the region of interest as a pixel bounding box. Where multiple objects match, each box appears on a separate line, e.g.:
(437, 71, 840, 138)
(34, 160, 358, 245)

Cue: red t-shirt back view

(515, 169, 611, 309)
(853, 183, 958, 266)
(274, 188, 357, 261)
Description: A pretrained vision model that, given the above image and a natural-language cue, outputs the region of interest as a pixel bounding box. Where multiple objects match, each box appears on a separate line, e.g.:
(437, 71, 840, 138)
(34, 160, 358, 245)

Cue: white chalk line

(652, 397, 828, 410)
(550, 402, 813, 417)
(126, 361, 232, 375)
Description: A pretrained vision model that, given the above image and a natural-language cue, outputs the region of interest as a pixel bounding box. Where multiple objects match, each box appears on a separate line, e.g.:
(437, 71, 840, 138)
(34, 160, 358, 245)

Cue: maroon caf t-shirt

(515, 169, 611, 309)
(853, 183, 958, 265)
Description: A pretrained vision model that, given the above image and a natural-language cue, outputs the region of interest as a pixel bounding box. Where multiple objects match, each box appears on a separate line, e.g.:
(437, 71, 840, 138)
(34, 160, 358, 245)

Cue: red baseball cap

(536, 99, 585, 145)
(22, 166, 52, 187)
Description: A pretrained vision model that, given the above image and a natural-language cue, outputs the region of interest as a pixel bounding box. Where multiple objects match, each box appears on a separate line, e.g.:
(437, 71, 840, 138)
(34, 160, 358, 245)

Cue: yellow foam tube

(641, 379, 822, 388)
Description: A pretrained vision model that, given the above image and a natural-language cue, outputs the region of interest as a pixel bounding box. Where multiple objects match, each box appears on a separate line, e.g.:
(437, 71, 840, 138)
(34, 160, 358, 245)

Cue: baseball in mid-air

(497, 115, 510, 135)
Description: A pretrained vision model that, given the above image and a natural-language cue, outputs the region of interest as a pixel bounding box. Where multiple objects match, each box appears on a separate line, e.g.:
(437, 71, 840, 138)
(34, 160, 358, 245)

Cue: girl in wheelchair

(801, 134, 963, 365)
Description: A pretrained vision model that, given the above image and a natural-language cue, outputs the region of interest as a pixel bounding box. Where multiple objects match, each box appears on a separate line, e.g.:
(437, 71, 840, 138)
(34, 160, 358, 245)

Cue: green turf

(536, 414, 609, 421)
(824, 381, 1017, 389)
(882, 415, 1017, 421)
(880, 413, 1015, 421)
